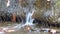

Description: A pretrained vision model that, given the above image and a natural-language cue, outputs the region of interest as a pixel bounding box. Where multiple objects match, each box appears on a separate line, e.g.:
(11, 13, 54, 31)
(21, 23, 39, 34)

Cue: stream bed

(0, 22, 60, 34)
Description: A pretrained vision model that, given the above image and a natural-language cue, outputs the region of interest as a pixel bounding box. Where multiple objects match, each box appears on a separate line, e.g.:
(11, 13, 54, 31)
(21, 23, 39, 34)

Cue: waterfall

(25, 9, 35, 25)
(7, 0, 10, 7)
(22, 0, 36, 25)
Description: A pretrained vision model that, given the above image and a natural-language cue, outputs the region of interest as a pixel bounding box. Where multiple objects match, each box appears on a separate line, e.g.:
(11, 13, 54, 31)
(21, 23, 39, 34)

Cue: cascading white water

(7, 0, 10, 7)
(25, 9, 35, 25)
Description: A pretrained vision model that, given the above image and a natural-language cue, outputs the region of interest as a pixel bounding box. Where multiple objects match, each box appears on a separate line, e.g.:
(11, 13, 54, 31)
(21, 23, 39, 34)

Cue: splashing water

(7, 0, 10, 7)
(25, 9, 35, 25)
(50, 29, 56, 34)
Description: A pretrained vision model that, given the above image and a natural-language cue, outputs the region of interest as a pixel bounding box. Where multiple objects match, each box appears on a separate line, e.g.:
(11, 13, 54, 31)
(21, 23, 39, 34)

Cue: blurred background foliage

(0, 0, 60, 23)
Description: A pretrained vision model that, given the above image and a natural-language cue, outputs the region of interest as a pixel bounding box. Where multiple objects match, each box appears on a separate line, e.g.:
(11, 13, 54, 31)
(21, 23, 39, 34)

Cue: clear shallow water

(0, 22, 59, 34)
